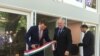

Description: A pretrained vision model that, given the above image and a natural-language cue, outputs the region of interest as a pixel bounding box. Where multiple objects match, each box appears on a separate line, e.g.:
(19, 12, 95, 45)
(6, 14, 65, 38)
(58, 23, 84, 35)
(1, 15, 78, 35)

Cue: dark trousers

(84, 54, 92, 56)
(18, 50, 24, 56)
(84, 52, 93, 56)
(53, 50, 65, 56)
(84, 55, 92, 56)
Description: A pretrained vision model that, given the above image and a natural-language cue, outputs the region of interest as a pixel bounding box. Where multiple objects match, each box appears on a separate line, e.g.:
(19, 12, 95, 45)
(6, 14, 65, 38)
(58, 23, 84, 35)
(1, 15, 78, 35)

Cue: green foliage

(0, 11, 27, 33)
(17, 16, 27, 31)
(0, 12, 9, 19)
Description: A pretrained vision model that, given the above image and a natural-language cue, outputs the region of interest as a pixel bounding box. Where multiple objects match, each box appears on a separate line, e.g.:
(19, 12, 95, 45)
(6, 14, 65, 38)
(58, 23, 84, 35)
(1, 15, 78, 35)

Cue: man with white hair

(53, 18, 72, 56)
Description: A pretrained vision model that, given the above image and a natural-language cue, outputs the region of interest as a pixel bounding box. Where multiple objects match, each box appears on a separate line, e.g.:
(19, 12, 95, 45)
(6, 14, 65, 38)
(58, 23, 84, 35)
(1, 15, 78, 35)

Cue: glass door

(0, 11, 27, 56)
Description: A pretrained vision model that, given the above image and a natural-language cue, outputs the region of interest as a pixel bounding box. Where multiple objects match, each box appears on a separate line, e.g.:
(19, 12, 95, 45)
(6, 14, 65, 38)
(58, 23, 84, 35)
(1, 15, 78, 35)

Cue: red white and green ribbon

(24, 41, 54, 56)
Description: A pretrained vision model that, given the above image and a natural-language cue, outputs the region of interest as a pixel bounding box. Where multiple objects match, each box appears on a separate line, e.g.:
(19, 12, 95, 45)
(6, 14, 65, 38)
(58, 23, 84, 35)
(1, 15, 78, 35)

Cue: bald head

(57, 18, 65, 28)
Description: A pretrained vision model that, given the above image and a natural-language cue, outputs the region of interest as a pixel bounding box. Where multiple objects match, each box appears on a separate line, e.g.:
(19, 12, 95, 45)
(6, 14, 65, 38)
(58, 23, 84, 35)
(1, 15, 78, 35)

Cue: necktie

(39, 30, 43, 40)
(58, 28, 62, 37)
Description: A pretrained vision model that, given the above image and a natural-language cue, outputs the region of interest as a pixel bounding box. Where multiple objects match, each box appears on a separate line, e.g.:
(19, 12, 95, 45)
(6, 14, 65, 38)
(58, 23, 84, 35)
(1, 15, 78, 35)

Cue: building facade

(0, 0, 100, 56)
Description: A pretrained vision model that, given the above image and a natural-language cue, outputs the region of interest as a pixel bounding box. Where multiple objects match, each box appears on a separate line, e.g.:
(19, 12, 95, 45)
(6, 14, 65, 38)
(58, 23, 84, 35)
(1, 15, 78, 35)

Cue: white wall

(98, 0, 100, 14)
(0, 0, 99, 24)
(97, 0, 100, 55)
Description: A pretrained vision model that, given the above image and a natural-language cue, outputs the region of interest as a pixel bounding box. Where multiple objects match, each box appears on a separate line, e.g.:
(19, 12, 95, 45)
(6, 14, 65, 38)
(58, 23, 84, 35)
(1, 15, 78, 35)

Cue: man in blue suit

(25, 20, 51, 56)
(53, 19, 72, 56)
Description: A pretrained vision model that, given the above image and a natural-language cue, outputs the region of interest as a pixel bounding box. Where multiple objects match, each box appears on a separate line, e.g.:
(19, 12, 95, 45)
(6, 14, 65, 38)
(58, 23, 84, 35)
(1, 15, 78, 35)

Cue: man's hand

(31, 44, 36, 49)
(64, 51, 69, 56)
(52, 40, 57, 51)
(53, 40, 57, 43)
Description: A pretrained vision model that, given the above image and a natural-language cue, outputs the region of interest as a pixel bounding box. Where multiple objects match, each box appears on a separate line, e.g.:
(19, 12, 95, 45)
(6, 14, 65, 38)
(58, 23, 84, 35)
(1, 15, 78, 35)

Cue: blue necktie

(58, 29, 62, 37)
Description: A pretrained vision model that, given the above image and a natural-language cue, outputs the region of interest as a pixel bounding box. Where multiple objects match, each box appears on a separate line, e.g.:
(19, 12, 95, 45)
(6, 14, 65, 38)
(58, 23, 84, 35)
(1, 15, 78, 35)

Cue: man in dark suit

(78, 25, 94, 56)
(53, 18, 72, 56)
(25, 20, 51, 56)
(14, 27, 26, 56)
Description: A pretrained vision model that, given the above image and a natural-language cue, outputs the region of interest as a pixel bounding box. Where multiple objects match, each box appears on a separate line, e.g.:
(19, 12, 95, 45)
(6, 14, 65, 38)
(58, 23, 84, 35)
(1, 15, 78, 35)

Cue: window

(63, 0, 83, 7)
(0, 11, 27, 56)
(76, 0, 82, 3)
(86, 0, 96, 9)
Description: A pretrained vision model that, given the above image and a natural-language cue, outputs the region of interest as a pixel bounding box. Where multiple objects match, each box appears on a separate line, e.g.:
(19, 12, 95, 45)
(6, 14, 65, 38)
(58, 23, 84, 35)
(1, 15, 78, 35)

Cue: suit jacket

(79, 31, 94, 56)
(14, 27, 26, 51)
(53, 27, 72, 55)
(25, 26, 51, 49)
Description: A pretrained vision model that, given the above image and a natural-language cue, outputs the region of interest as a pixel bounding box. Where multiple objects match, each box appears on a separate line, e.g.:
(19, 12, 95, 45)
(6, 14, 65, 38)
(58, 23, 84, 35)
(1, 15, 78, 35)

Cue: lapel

(60, 27, 65, 34)
(57, 28, 59, 34)
(61, 27, 65, 33)
(83, 31, 88, 41)
(35, 26, 39, 40)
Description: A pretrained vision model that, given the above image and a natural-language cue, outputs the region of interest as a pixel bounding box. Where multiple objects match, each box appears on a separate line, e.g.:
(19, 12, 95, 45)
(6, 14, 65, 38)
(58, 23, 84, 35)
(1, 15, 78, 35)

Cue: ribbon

(24, 41, 54, 56)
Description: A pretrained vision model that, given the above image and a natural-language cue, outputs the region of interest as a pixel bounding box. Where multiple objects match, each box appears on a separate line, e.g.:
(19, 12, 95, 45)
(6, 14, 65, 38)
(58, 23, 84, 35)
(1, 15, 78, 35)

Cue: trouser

(84, 55, 92, 56)
(84, 54, 92, 56)
(17, 50, 24, 56)
(53, 50, 72, 56)
(53, 50, 65, 56)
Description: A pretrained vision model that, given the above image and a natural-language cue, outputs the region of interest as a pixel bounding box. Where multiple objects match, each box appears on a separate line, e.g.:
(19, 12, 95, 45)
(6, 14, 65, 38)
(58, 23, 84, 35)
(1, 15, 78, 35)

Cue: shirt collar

(85, 29, 89, 33)
(38, 25, 43, 32)
(58, 26, 64, 30)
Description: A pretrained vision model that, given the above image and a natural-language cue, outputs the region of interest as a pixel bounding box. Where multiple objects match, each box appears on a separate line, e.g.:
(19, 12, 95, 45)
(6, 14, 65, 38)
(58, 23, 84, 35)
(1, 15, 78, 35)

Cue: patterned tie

(39, 30, 43, 40)
(58, 28, 62, 37)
